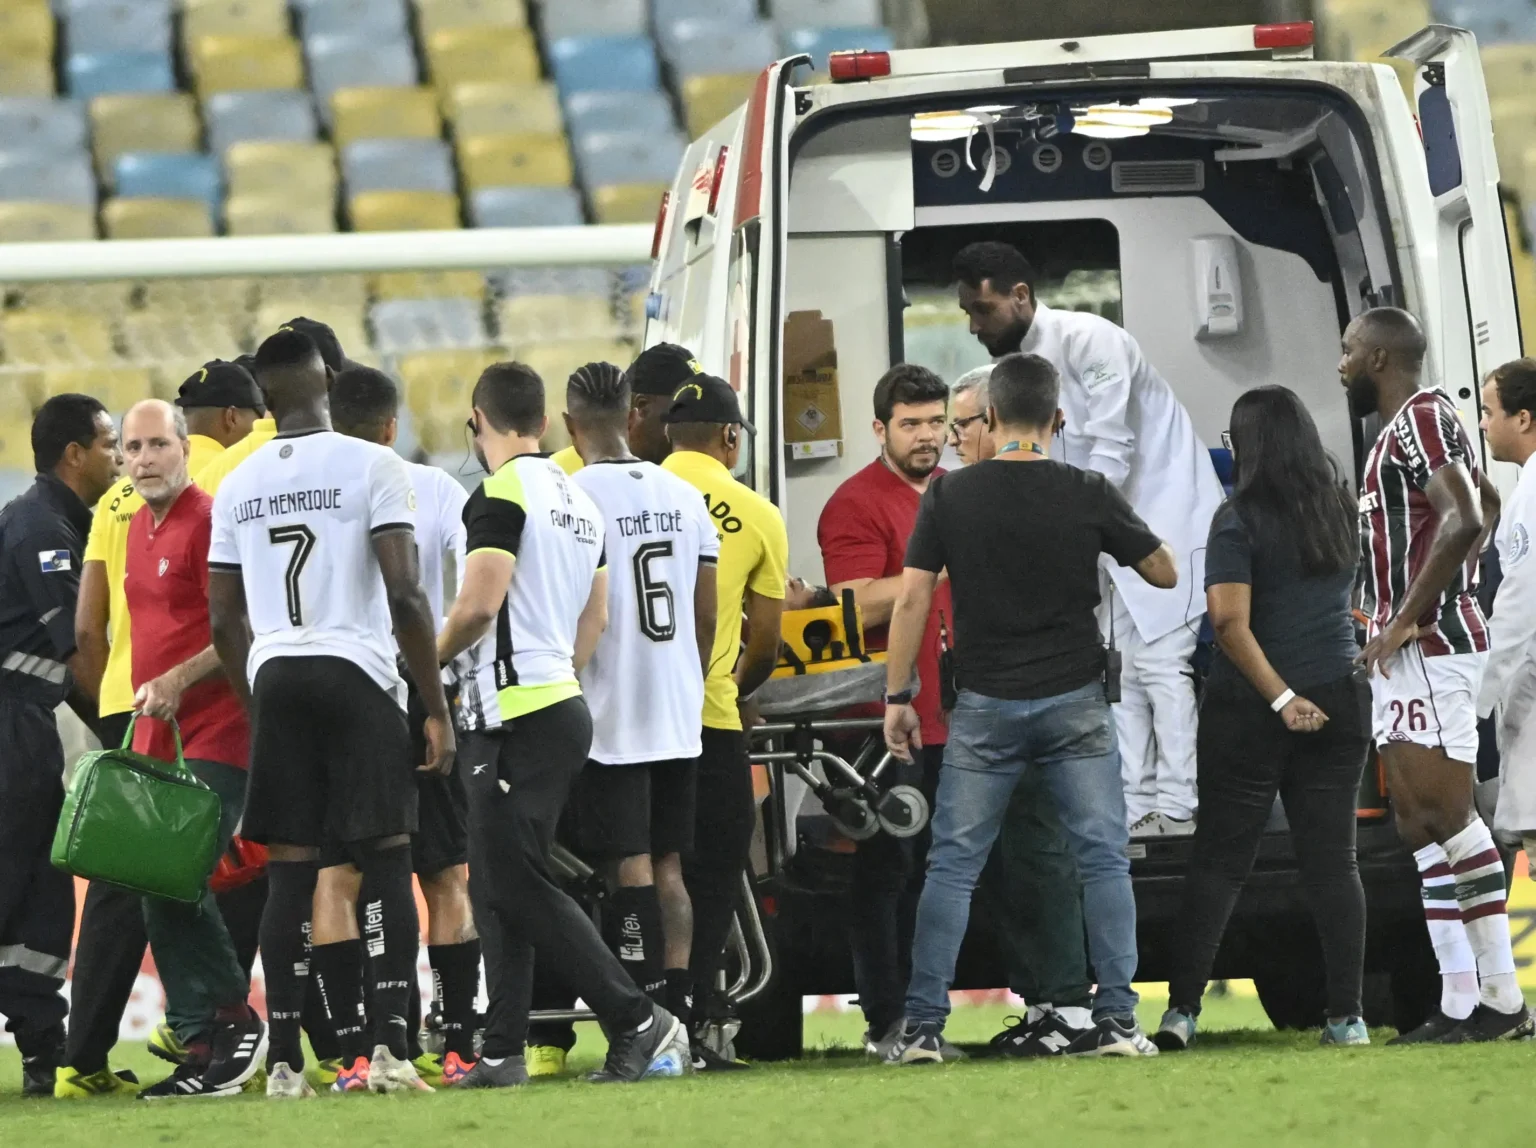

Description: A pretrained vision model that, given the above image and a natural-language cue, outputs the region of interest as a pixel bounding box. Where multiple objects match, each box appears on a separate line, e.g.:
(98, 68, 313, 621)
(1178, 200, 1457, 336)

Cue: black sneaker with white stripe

(201, 1017, 269, 1091)
(1064, 1015, 1159, 1058)
(137, 1062, 242, 1100)
(990, 1010, 1091, 1058)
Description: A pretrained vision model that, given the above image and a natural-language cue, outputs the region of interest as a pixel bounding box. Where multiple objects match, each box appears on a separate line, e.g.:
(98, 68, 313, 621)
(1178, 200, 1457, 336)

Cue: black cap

(175, 359, 265, 413)
(626, 342, 703, 397)
(662, 374, 754, 433)
(279, 316, 345, 371)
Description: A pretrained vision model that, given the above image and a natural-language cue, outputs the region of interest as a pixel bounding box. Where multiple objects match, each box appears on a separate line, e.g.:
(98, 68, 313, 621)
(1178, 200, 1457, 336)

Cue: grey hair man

(949, 366, 994, 465)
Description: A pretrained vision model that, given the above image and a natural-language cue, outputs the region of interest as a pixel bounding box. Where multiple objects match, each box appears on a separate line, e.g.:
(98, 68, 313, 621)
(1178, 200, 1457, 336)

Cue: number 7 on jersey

(268, 524, 317, 626)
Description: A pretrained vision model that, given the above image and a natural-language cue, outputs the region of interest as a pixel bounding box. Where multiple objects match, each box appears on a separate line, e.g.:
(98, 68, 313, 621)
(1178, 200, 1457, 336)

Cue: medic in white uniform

(954, 242, 1224, 835)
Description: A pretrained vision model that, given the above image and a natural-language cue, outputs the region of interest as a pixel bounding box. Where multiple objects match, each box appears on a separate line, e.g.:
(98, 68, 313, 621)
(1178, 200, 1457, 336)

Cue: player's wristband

(1271, 688, 1296, 714)
(885, 687, 916, 706)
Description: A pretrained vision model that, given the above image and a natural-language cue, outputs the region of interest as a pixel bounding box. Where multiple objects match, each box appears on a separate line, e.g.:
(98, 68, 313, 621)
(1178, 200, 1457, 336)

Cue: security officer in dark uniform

(0, 393, 120, 1094)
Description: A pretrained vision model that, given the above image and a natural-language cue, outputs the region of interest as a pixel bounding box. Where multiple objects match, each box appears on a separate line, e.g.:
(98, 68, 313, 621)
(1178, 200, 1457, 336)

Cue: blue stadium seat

(0, 150, 97, 207)
(341, 138, 455, 194)
(564, 90, 676, 139)
(574, 129, 687, 188)
(1434, 0, 1536, 43)
(302, 0, 409, 43)
(768, 0, 882, 29)
(469, 185, 585, 227)
(491, 266, 612, 298)
(66, 0, 172, 55)
(659, 18, 779, 77)
(782, 25, 894, 70)
(205, 90, 319, 154)
(654, 0, 757, 28)
(307, 34, 418, 114)
(114, 151, 223, 215)
(549, 36, 661, 94)
(542, 0, 646, 41)
(0, 98, 88, 154)
(66, 51, 176, 101)
(371, 298, 490, 353)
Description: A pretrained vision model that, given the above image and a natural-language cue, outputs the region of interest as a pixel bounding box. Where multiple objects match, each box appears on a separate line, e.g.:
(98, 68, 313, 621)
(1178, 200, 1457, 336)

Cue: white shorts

(1370, 646, 1487, 763)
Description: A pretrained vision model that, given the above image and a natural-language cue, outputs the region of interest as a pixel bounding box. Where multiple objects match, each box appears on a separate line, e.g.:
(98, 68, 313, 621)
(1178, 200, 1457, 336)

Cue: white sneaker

(1128, 812, 1161, 838)
(265, 1062, 314, 1099)
(368, 1045, 434, 1093)
(1157, 814, 1196, 837)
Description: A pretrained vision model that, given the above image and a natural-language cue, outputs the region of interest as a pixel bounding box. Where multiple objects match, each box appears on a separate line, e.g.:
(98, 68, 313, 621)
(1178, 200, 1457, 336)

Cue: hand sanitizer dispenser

(1193, 235, 1243, 340)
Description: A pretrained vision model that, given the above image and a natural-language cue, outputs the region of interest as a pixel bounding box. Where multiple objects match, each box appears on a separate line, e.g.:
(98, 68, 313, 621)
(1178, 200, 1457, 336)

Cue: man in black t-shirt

(879, 353, 1177, 1062)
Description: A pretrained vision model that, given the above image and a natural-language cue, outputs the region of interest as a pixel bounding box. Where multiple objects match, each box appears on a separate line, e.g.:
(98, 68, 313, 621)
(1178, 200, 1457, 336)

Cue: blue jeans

(905, 683, 1139, 1025)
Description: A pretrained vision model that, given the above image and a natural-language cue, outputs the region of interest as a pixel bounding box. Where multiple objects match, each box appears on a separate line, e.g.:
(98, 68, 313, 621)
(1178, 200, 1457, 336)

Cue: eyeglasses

(1220, 430, 1233, 451)
(949, 413, 986, 438)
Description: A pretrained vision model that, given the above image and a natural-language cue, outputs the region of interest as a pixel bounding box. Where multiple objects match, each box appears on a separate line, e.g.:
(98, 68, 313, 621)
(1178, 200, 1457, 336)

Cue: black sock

(605, 884, 666, 999)
(428, 941, 482, 1060)
(258, 861, 316, 1072)
(665, 968, 692, 1029)
(311, 940, 369, 1064)
(360, 845, 420, 1061)
(406, 957, 423, 1060)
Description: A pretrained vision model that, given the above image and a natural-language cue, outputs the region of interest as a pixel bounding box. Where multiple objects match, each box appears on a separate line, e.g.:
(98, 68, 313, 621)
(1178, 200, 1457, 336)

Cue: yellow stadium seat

(0, 203, 95, 242)
(425, 26, 540, 87)
(590, 182, 667, 224)
(396, 347, 504, 437)
(0, 368, 42, 411)
(0, 419, 37, 469)
(456, 133, 571, 190)
(373, 270, 486, 301)
(1484, 45, 1536, 108)
(415, 0, 527, 36)
(140, 278, 256, 315)
(253, 301, 368, 358)
(1494, 99, 1536, 199)
(512, 338, 633, 391)
(119, 312, 244, 365)
(348, 190, 461, 231)
(225, 195, 338, 234)
(254, 274, 369, 309)
(89, 93, 201, 183)
(443, 80, 561, 137)
(182, 0, 290, 45)
(682, 73, 757, 138)
(9, 283, 131, 319)
(0, 53, 52, 97)
(1, 310, 117, 366)
(1318, 0, 1429, 62)
(331, 86, 443, 148)
(0, 3, 54, 60)
(497, 293, 617, 343)
(189, 35, 304, 95)
(225, 140, 336, 199)
(40, 366, 154, 412)
(101, 198, 215, 240)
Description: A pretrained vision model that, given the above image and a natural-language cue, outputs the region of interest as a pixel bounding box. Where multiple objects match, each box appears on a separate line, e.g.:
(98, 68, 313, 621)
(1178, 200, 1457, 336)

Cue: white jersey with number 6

(208, 429, 416, 699)
(574, 459, 720, 764)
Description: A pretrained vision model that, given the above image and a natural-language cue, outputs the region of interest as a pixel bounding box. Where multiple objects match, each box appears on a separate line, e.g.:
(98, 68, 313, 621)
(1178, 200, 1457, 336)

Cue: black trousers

(1168, 672, 1370, 1019)
(464, 699, 651, 1058)
(0, 696, 75, 1054)
(683, 727, 755, 1021)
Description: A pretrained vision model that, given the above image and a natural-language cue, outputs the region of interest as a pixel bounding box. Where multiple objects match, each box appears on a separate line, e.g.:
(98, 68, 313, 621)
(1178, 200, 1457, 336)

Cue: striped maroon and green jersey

(1358, 389, 1490, 657)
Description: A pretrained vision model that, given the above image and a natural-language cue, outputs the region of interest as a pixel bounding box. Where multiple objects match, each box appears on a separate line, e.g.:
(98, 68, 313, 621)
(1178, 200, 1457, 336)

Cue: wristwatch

(884, 687, 916, 706)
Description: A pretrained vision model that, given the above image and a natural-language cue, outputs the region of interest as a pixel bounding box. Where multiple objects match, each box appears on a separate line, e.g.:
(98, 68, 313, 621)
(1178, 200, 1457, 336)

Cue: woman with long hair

(1154, 385, 1371, 1049)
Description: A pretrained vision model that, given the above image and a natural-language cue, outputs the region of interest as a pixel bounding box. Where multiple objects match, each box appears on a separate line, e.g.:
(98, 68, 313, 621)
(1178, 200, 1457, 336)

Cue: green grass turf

(2, 993, 1530, 1148)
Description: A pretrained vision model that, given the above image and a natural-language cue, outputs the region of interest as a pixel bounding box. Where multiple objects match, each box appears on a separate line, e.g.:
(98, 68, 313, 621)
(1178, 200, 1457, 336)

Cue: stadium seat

(252, 297, 368, 354)
(574, 130, 686, 188)
(541, 0, 644, 40)
(0, 309, 117, 365)
(660, 19, 778, 77)
(307, 34, 418, 111)
(225, 140, 336, 199)
(782, 25, 894, 71)
(469, 185, 583, 227)
(0, 1, 55, 60)
(396, 345, 502, 424)
(1435, 0, 1536, 45)
(444, 81, 562, 137)
(66, 0, 172, 56)
(114, 152, 222, 216)
(564, 90, 676, 140)
(1483, 44, 1536, 105)
(549, 36, 660, 94)
(348, 188, 460, 229)
(425, 26, 541, 87)
(413, 0, 528, 36)
(1492, 98, 1536, 200)
(497, 291, 617, 342)
(119, 311, 243, 363)
(331, 86, 441, 148)
(189, 36, 305, 95)
(67, 51, 176, 101)
(456, 133, 572, 190)
(0, 202, 96, 241)
(682, 72, 757, 136)
(654, 0, 757, 27)
(589, 182, 667, 223)
(205, 90, 318, 153)
(102, 195, 215, 238)
(0, 151, 95, 207)
(10, 280, 132, 317)
(371, 298, 489, 353)
(138, 275, 255, 314)
(342, 138, 454, 194)
(40, 366, 153, 411)
(1319, 0, 1430, 61)
(0, 97, 88, 154)
(225, 193, 337, 234)
(302, 0, 409, 40)
(768, 0, 881, 27)
(373, 269, 485, 300)
(514, 337, 633, 390)
(0, 56, 55, 98)
(490, 265, 611, 297)
(181, 0, 292, 44)
(89, 93, 200, 182)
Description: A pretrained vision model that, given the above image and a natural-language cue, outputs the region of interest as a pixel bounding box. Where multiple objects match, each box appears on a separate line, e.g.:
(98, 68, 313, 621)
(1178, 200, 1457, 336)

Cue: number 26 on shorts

(1389, 698, 1428, 734)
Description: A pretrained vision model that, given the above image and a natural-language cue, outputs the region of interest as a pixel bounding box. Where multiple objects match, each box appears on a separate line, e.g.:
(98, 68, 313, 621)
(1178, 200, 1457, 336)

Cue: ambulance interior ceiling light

(910, 98, 1200, 142)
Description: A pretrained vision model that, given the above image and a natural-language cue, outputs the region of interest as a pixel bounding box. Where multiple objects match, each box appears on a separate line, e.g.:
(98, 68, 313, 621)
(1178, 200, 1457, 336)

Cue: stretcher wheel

(877, 784, 930, 839)
(829, 797, 880, 841)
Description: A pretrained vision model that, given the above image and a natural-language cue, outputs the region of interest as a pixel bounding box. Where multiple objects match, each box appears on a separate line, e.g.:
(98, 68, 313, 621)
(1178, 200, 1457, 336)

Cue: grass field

(2, 992, 1531, 1148)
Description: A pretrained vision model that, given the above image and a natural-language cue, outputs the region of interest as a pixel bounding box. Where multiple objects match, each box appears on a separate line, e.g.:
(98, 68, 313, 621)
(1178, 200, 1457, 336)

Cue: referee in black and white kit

(0, 394, 122, 1094)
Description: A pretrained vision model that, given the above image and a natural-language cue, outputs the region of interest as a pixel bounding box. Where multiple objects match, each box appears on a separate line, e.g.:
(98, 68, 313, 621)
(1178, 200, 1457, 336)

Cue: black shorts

(407, 677, 467, 875)
(243, 655, 417, 848)
(568, 757, 697, 860)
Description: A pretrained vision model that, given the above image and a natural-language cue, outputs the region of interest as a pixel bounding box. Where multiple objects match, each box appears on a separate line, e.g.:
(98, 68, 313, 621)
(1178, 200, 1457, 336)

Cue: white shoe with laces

(1156, 814, 1196, 837)
(265, 1062, 314, 1099)
(1128, 812, 1161, 838)
(368, 1045, 434, 1093)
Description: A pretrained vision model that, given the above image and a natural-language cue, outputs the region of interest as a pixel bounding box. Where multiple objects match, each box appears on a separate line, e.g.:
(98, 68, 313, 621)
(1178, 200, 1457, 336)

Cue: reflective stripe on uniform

(0, 651, 67, 684)
(0, 943, 68, 980)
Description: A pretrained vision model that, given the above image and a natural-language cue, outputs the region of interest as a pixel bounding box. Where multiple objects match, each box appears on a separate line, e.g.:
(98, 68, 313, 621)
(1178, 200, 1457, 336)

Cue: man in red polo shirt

(816, 363, 952, 1056)
(120, 399, 266, 1100)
